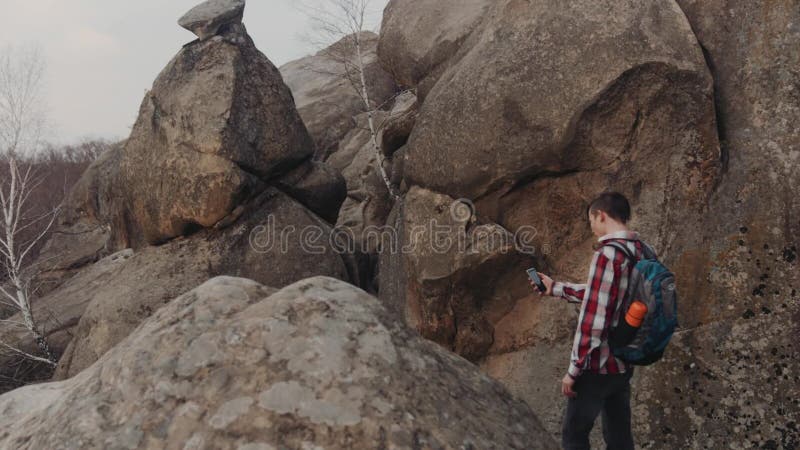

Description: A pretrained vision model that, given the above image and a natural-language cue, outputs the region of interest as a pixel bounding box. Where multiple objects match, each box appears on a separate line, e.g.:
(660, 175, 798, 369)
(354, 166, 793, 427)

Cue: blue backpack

(605, 241, 678, 365)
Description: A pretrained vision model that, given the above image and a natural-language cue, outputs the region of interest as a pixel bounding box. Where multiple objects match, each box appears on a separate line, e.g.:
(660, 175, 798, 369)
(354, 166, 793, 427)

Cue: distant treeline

(0, 139, 117, 275)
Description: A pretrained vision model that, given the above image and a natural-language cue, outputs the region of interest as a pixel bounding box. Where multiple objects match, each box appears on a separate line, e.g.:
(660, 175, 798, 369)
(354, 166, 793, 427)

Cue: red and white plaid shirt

(552, 230, 652, 378)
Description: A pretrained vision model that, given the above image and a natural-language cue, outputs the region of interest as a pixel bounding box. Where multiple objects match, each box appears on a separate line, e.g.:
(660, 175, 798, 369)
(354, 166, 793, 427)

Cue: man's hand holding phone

(539, 272, 555, 296)
(527, 268, 555, 296)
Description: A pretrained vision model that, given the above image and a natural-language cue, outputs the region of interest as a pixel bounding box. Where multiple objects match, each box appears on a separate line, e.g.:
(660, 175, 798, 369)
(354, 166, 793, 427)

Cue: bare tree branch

(296, 0, 401, 201)
(0, 44, 57, 366)
(0, 341, 54, 366)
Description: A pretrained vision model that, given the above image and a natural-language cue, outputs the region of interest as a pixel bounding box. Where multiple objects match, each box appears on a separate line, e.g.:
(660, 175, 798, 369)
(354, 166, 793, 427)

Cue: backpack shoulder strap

(603, 241, 637, 325)
(604, 240, 636, 265)
(641, 242, 657, 260)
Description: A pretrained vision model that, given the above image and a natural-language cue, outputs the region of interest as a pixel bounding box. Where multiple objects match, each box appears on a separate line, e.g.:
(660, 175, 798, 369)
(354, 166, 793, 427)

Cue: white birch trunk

(353, 33, 401, 201)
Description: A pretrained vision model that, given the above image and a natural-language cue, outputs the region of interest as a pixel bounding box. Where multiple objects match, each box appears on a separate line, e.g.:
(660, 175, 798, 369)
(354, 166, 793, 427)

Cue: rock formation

(4, 0, 797, 447)
(401, 0, 718, 203)
(628, 1, 800, 448)
(3, 1, 353, 388)
(0, 276, 558, 449)
(280, 32, 397, 161)
(378, 0, 720, 381)
(378, 186, 529, 362)
(378, 0, 491, 99)
(280, 40, 414, 291)
(329, 92, 417, 254)
(179, 0, 246, 41)
(51, 187, 352, 379)
(373, 0, 799, 447)
(119, 20, 314, 246)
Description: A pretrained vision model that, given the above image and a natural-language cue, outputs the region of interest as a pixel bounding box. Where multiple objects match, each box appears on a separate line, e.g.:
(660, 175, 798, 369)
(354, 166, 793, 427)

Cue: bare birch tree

(297, 0, 403, 201)
(0, 45, 59, 366)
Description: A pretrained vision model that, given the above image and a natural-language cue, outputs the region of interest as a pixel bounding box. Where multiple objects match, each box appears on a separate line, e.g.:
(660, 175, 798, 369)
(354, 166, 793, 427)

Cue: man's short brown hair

(585, 192, 631, 224)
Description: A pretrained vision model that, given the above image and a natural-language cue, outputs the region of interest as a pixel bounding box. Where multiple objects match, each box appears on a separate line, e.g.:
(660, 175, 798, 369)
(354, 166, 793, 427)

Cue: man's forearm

(552, 281, 586, 304)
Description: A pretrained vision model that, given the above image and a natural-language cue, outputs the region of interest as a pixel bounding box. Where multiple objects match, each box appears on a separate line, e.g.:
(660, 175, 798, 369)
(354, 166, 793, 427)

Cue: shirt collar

(597, 230, 639, 242)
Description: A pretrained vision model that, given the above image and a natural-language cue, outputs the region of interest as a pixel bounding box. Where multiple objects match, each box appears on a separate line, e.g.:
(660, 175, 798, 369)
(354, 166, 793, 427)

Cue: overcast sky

(0, 0, 388, 145)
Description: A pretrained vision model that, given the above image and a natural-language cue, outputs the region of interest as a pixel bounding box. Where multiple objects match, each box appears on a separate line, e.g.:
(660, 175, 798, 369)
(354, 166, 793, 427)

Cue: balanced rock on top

(179, 0, 246, 40)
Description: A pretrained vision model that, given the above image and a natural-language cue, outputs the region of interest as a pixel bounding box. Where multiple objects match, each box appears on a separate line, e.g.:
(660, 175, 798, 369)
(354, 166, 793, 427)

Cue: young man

(532, 191, 654, 450)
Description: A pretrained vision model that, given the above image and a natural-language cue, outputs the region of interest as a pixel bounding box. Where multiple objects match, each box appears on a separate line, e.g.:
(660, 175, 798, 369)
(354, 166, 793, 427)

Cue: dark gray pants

(561, 369, 635, 450)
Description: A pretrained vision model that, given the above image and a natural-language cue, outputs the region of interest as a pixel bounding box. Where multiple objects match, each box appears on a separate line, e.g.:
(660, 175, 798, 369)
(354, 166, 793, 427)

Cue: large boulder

(378, 0, 724, 443)
(34, 17, 333, 265)
(378, 186, 533, 362)
(378, 0, 491, 98)
(53, 188, 353, 379)
(402, 0, 718, 202)
(0, 276, 558, 449)
(387, 0, 799, 446)
(280, 32, 397, 161)
(214, 188, 354, 290)
(119, 23, 313, 246)
(394, 0, 722, 369)
(626, 1, 800, 447)
(381, 0, 721, 339)
(667, 0, 800, 330)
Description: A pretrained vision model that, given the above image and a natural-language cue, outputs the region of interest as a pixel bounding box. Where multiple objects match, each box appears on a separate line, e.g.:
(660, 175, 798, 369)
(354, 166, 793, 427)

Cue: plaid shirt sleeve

(564, 246, 623, 379)
(552, 280, 586, 304)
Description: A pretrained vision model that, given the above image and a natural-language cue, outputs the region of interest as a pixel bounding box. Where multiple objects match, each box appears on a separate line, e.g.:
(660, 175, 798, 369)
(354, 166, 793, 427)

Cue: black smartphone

(526, 267, 546, 293)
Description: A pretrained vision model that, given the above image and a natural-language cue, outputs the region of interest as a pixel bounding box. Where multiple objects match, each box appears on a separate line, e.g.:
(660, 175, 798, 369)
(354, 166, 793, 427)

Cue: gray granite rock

(51, 188, 352, 380)
(0, 276, 558, 449)
(119, 20, 312, 246)
(178, 0, 246, 40)
(280, 32, 397, 161)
